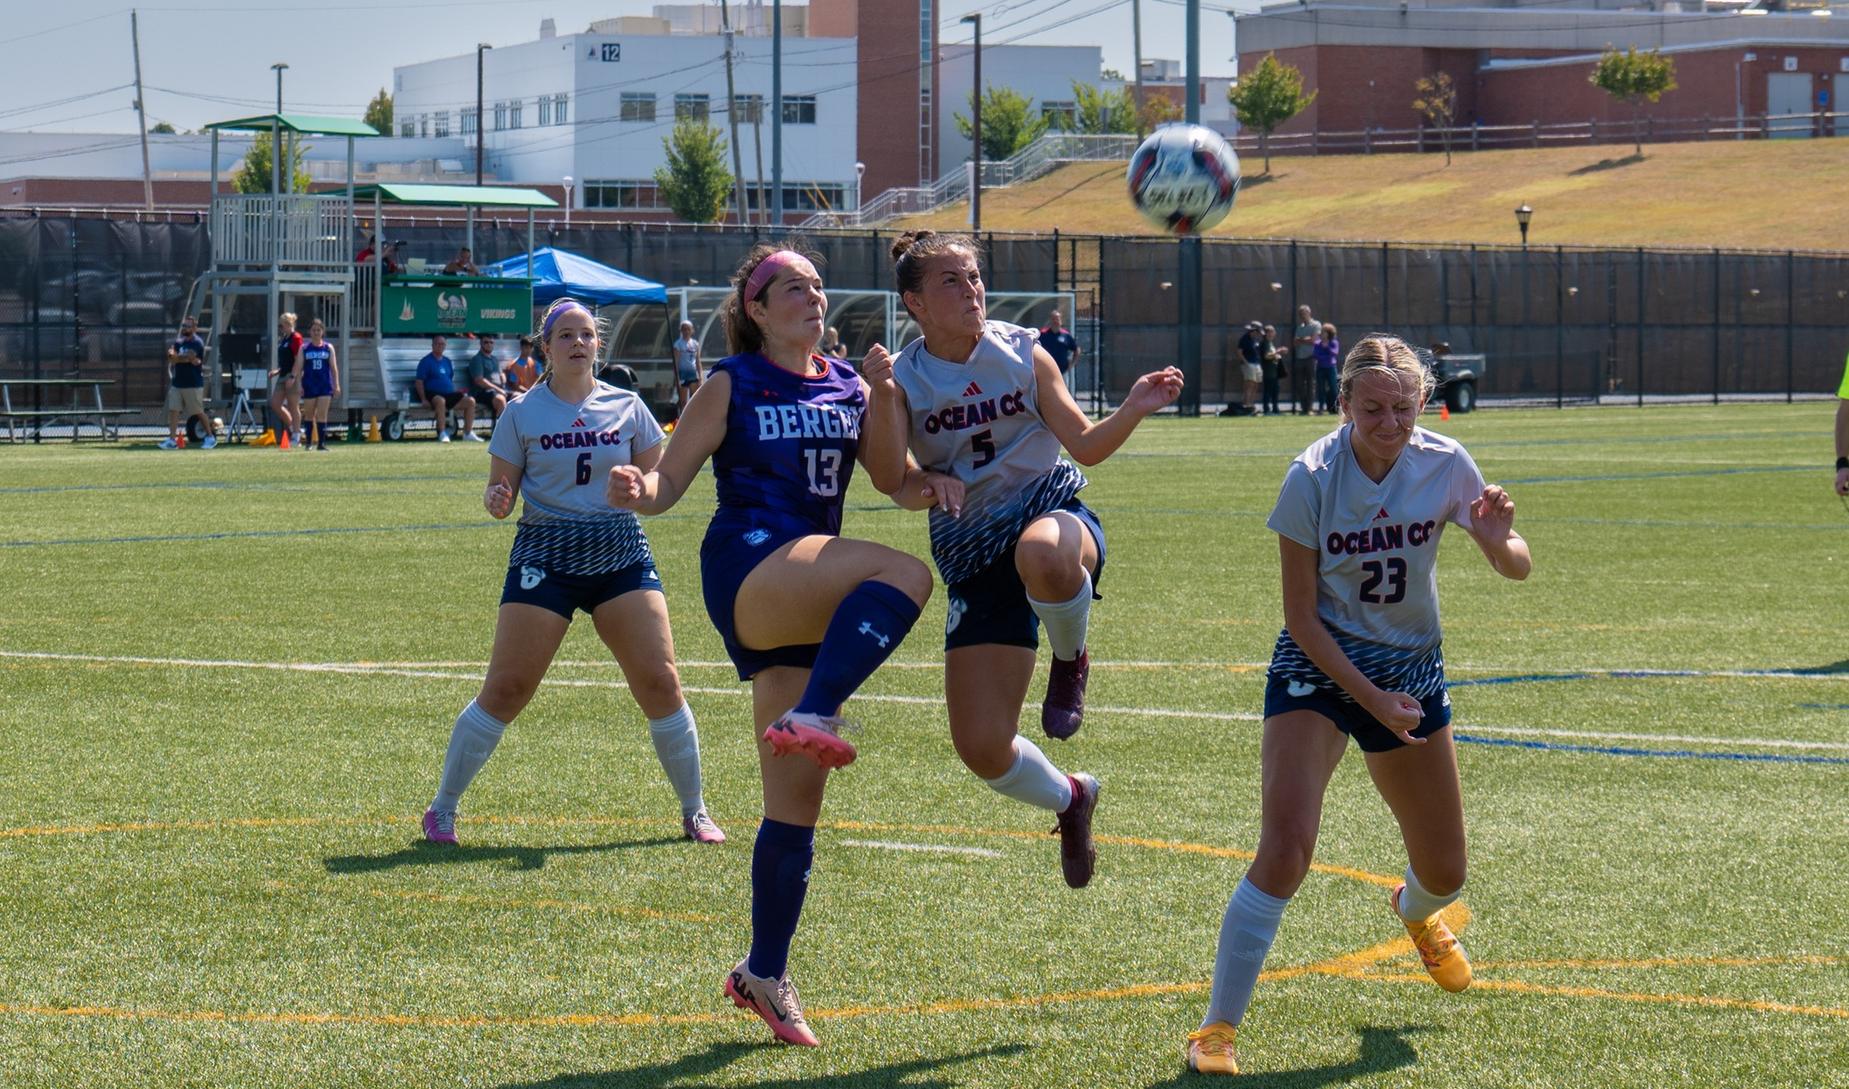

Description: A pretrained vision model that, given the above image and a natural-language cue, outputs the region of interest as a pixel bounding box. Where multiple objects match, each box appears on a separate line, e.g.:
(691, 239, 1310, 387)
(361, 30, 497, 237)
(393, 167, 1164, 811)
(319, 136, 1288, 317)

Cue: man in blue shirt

(1037, 310, 1080, 387)
(160, 315, 215, 449)
(414, 333, 476, 443)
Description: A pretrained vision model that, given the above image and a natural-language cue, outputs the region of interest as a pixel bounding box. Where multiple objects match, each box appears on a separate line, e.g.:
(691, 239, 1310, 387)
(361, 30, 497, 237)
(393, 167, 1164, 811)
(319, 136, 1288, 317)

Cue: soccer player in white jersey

(420, 298, 725, 849)
(863, 229, 1183, 889)
(1185, 334, 1531, 1075)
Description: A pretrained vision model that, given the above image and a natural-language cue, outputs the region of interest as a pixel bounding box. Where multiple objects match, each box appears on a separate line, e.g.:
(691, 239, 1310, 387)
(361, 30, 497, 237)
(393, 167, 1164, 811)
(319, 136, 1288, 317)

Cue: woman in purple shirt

(1312, 322, 1342, 415)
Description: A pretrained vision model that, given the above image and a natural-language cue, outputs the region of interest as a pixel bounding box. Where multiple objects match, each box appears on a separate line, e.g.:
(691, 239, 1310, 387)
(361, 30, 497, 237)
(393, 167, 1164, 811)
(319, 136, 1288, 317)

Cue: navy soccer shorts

(1262, 672, 1452, 752)
(943, 499, 1105, 652)
(500, 558, 663, 620)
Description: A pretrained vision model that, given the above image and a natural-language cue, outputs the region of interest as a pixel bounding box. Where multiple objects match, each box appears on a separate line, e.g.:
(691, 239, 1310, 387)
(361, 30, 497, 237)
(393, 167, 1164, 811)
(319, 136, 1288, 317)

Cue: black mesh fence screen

(3, 214, 1844, 419)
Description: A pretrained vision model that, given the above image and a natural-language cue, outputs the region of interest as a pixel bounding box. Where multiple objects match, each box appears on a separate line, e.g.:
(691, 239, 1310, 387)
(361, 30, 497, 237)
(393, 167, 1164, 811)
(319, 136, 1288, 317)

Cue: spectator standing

(467, 334, 510, 425)
(160, 315, 214, 450)
(442, 247, 480, 276)
(507, 336, 541, 393)
(670, 319, 702, 416)
(1313, 323, 1342, 415)
(415, 334, 477, 443)
(1292, 304, 1319, 415)
(1236, 321, 1264, 416)
(1260, 324, 1284, 416)
(1039, 309, 1081, 388)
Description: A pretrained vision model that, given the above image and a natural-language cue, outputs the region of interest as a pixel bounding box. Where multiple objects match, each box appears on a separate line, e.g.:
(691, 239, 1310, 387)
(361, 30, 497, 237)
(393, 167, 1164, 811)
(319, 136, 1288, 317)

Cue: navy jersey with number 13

(705, 352, 865, 540)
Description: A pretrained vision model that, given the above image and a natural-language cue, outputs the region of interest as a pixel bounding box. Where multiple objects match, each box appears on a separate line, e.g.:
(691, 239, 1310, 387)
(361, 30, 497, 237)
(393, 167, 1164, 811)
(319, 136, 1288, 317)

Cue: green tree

(363, 88, 394, 135)
(653, 118, 733, 223)
(232, 131, 311, 194)
(1226, 53, 1316, 174)
(1412, 71, 1458, 165)
(955, 86, 1049, 162)
(1071, 81, 1136, 135)
(1139, 94, 1183, 133)
(1590, 47, 1678, 155)
(149, 121, 176, 135)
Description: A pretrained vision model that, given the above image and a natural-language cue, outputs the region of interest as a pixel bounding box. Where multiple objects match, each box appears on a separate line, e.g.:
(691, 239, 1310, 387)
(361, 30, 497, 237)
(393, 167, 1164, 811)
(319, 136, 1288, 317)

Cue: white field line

(839, 839, 1004, 858)
(3, 650, 1846, 754)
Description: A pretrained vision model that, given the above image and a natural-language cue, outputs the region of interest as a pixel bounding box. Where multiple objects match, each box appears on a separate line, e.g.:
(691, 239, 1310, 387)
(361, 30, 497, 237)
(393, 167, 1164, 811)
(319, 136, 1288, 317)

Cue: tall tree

(149, 121, 176, 134)
(1226, 53, 1316, 175)
(955, 86, 1050, 162)
(654, 118, 734, 223)
(1590, 47, 1678, 155)
(363, 89, 394, 135)
(1071, 81, 1137, 135)
(1412, 71, 1458, 165)
(232, 131, 311, 194)
(1139, 94, 1183, 133)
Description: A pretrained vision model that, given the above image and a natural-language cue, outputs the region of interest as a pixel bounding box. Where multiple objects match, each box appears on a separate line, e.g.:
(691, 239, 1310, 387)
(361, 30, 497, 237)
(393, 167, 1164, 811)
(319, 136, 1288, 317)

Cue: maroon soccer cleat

(1041, 650, 1090, 740)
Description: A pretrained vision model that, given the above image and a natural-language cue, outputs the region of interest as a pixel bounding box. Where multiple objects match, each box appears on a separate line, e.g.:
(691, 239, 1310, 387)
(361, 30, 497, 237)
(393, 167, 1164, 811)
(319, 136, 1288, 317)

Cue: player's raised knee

(879, 553, 934, 606)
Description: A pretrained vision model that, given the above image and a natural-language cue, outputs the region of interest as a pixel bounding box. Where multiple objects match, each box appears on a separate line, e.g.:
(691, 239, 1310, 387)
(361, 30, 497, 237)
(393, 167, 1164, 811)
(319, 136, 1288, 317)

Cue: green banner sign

(381, 276, 533, 336)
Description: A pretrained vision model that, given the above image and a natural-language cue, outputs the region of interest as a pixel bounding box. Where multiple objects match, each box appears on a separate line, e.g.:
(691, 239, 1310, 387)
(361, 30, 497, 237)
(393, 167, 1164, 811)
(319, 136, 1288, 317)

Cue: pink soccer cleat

(422, 808, 459, 846)
(762, 711, 857, 769)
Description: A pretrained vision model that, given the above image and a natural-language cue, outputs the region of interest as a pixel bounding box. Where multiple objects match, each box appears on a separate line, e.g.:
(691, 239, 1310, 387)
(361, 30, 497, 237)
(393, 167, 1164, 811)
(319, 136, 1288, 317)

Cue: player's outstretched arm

(859, 344, 913, 496)
(890, 462, 964, 515)
(608, 369, 730, 515)
(484, 455, 523, 519)
(1034, 345, 1182, 465)
(1279, 535, 1426, 745)
(1467, 485, 1531, 581)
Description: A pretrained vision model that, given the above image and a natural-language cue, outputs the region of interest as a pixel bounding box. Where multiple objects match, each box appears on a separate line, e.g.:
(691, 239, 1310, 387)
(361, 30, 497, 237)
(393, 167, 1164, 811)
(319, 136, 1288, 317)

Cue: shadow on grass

(1789, 659, 1849, 676)
(325, 836, 683, 875)
(496, 1041, 1026, 1089)
(1240, 172, 1280, 189)
(1568, 153, 1646, 175)
(1154, 1024, 1428, 1087)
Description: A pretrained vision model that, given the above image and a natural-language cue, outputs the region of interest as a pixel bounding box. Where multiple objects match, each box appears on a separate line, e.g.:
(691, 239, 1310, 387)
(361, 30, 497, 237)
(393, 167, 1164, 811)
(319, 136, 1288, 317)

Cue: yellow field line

(1472, 954, 1848, 972)
(1351, 972, 1849, 1021)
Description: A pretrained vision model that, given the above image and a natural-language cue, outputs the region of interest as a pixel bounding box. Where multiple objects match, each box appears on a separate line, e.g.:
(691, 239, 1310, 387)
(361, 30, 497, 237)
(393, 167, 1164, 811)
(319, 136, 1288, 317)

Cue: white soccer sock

(1027, 569, 1092, 662)
(647, 702, 707, 818)
(1396, 865, 1461, 922)
(431, 699, 507, 812)
(1202, 876, 1291, 1029)
(981, 737, 1074, 812)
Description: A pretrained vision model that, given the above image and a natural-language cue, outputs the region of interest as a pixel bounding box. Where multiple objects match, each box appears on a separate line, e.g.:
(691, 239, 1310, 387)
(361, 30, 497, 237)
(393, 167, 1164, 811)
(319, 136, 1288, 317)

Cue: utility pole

(476, 43, 491, 187)
(270, 63, 288, 197)
(752, 106, 768, 225)
(131, 11, 153, 210)
(771, 0, 783, 225)
(1132, 0, 1146, 135)
(719, 4, 750, 226)
(961, 14, 981, 230)
(1179, 0, 1202, 416)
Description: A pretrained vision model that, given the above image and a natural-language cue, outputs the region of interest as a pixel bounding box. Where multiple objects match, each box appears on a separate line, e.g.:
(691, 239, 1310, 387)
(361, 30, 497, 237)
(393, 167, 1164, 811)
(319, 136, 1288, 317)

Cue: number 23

(1359, 557, 1406, 604)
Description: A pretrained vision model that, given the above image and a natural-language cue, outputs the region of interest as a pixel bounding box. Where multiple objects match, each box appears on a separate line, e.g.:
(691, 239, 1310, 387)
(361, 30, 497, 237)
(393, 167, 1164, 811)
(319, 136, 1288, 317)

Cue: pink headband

(744, 250, 806, 302)
(542, 299, 591, 338)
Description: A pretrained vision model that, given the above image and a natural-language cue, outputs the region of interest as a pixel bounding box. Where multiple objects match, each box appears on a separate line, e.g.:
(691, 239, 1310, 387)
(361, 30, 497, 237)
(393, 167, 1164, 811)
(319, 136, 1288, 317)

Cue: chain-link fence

(3, 214, 1843, 422)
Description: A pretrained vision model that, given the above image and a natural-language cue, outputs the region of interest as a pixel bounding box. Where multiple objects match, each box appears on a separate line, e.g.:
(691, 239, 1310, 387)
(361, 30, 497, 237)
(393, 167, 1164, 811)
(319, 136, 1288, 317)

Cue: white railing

(805, 133, 1139, 228)
(210, 194, 351, 267)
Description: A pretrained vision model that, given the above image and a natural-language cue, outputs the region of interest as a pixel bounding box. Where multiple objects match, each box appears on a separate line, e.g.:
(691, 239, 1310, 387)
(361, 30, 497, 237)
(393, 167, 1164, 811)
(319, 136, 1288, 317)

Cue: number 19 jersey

(488, 379, 664, 575)
(1265, 423, 1486, 699)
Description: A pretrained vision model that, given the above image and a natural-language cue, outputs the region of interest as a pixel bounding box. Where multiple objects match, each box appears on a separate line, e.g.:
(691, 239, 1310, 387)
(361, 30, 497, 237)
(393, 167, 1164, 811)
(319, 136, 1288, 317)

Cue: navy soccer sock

(792, 580, 921, 717)
(747, 818, 816, 980)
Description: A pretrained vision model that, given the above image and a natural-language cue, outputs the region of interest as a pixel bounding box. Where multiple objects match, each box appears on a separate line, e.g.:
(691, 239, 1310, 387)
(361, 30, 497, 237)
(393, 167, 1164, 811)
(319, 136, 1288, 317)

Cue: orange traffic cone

(1439, 403, 1451, 422)
(279, 428, 291, 450)
(366, 416, 382, 443)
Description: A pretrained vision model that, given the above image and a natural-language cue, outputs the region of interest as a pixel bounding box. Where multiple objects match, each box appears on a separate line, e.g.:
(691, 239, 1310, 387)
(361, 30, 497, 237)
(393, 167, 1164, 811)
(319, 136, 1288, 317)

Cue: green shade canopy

(204, 113, 380, 137)
(338, 183, 558, 209)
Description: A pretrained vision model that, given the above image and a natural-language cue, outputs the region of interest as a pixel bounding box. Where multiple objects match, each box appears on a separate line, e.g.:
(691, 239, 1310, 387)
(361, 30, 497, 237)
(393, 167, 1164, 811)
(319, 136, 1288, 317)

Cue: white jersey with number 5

(488, 379, 665, 575)
(893, 320, 1086, 584)
(1265, 423, 1486, 699)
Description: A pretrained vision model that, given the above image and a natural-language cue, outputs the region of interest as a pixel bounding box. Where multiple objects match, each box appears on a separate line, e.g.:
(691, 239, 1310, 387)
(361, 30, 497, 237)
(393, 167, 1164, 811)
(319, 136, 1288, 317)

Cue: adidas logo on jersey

(962, 381, 983, 398)
(1374, 507, 1391, 521)
(571, 417, 587, 428)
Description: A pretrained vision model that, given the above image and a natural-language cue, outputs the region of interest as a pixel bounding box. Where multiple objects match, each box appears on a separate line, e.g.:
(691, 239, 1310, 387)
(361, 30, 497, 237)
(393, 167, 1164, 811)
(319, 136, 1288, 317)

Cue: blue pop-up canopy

(482, 247, 669, 306)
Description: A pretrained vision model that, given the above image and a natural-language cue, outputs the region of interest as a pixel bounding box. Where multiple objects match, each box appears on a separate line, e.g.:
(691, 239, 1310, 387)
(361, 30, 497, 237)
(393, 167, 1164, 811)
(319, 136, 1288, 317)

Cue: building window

(400, 119, 415, 137)
(583, 180, 660, 210)
(1041, 101, 1076, 130)
(509, 100, 523, 129)
(675, 93, 710, 122)
(733, 93, 763, 123)
(781, 95, 816, 125)
(461, 108, 478, 135)
(538, 97, 550, 127)
(493, 103, 506, 131)
(433, 112, 451, 138)
(419, 114, 429, 138)
(553, 94, 568, 125)
(621, 93, 656, 122)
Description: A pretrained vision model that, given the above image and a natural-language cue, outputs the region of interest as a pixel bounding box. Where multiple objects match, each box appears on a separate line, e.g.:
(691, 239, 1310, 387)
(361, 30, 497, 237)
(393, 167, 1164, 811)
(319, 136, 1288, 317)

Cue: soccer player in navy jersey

(1186, 335, 1530, 1075)
(295, 318, 339, 450)
(420, 298, 725, 852)
(861, 230, 1182, 890)
(606, 243, 957, 1047)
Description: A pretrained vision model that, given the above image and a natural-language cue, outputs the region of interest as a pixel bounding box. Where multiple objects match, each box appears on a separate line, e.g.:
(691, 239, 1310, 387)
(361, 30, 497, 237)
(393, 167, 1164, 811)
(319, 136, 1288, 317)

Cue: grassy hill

(897, 138, 1849, 251)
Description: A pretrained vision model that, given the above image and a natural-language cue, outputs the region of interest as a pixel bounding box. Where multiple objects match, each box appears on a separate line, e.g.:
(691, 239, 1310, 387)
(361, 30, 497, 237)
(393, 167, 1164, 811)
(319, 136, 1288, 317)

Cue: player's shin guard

(981, 737, 1074, 811)
(647, 702, 706, 818)
(793, 580, 920, 717)
(1203, 876, 1290, 1030)
(432, 699, 507, 812)
(747, 819, 815, 981)
(1027, 568, 1092, 661)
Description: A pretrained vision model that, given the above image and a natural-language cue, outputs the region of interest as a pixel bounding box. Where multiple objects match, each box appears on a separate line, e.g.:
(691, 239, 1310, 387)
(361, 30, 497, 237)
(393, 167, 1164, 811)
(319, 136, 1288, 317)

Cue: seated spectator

(506, 335, 541, 392)
(414, 333, 477, 443)
(819, 325, 844, 357)
(355, 237, 403, 274)
(442, 246, 480, 276)
(466, 333, 510, 423)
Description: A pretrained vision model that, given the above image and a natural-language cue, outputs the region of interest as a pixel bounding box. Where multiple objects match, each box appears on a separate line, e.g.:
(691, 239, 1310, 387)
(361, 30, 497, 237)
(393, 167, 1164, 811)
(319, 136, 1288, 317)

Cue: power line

(0, 9, 130, 47)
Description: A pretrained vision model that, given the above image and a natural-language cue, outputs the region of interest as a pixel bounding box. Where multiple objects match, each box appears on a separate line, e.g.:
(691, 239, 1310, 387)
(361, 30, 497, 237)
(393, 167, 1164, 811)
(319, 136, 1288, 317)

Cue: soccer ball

(1127, 123, 1241, 236)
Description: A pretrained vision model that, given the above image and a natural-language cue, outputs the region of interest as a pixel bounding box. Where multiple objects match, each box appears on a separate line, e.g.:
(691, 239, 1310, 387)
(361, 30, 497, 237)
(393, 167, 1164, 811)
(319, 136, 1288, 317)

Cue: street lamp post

(1734, 52, 1757, 139)
(563, 175, 572, 228)
(270, 63, 288, 198)
(1515, 203, 1533, 249)
(961, 14, 981, 231)
(476, 43, 492, 187)
(853, 161, 865, 218)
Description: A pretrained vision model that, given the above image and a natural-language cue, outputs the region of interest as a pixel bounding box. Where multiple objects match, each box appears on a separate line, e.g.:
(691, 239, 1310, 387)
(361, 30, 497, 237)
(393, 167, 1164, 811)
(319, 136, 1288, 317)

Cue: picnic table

(1, 377, 133, 443)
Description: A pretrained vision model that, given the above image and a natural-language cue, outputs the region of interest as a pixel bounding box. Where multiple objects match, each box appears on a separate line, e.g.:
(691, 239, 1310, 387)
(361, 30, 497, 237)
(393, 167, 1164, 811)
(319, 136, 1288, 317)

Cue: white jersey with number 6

(1265, 423, 1486, 698)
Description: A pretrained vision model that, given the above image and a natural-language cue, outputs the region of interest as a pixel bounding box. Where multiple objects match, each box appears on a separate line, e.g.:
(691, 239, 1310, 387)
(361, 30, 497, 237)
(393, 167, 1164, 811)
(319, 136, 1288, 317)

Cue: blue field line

(1455, 733, 1849, 766)
(0, 522, 497, 548)
(1798, 703, 1849, 710)
(1450, 672, 1592, 687)
(1503, 465, 1809, 486)
(0, 473, 478, 496)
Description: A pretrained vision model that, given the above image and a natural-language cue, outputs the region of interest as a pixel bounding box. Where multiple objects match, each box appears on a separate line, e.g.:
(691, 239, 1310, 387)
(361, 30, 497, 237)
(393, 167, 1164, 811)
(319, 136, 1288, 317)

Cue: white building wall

(937, 44, 1104, 171)
(0, 132, 469, 181)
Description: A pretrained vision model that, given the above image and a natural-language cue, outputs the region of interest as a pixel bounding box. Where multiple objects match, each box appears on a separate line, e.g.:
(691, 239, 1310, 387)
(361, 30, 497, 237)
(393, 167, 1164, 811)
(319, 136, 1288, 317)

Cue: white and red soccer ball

(1127, 123, 1241, 236)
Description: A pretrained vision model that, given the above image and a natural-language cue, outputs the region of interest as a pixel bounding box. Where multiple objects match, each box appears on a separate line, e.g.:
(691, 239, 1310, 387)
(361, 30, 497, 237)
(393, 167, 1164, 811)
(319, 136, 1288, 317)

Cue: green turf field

(1, 405, 1844, 1088)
